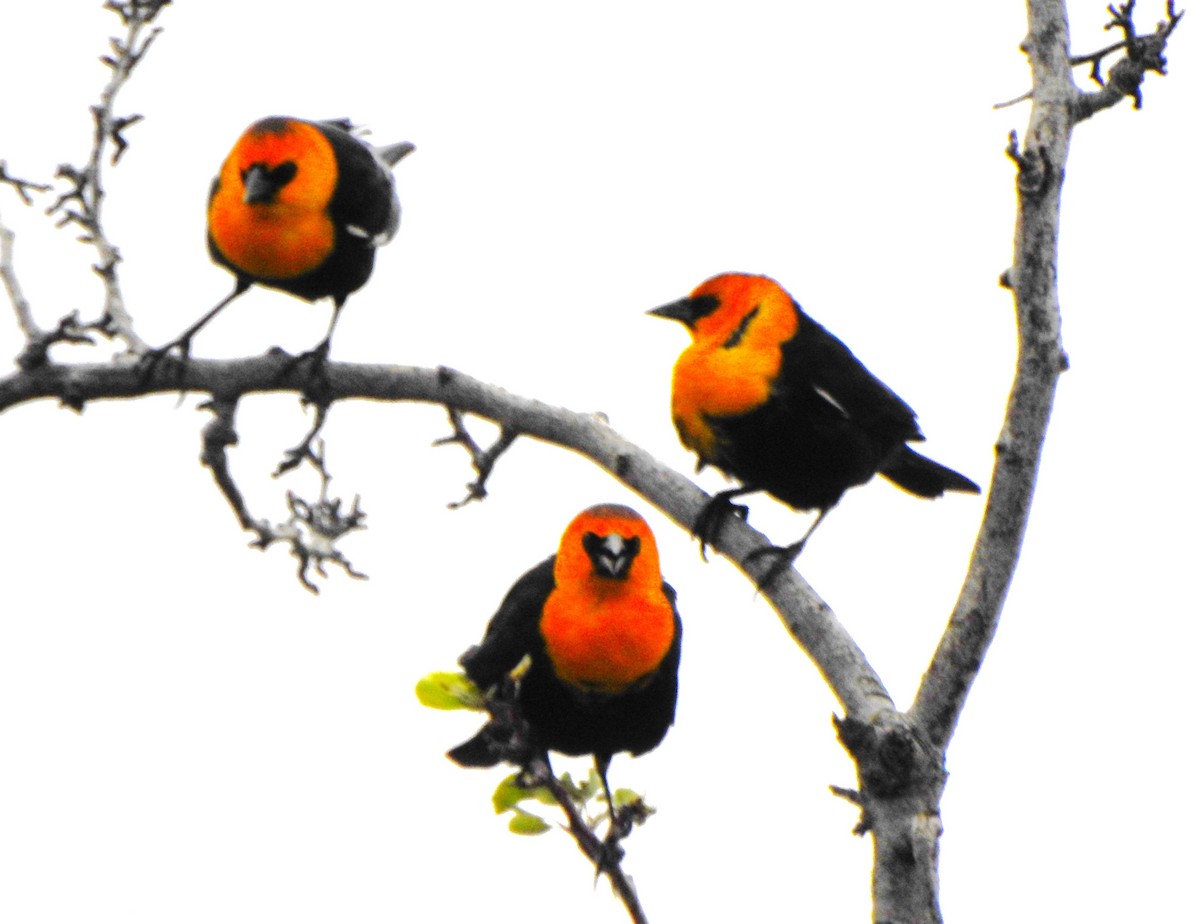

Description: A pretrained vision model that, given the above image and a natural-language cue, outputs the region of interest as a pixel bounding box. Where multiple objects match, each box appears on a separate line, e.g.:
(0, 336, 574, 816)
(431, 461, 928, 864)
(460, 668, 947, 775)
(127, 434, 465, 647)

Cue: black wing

(459, 556, 556, 690)
(319, 121, 399, 244)
(782, 302, 925, 446)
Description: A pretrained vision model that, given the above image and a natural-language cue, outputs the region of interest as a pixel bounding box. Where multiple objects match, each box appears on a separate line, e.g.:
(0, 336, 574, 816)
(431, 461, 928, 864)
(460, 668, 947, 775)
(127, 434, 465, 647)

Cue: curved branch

(910, 0, 1073, 751)
(0, 353, 894, 721)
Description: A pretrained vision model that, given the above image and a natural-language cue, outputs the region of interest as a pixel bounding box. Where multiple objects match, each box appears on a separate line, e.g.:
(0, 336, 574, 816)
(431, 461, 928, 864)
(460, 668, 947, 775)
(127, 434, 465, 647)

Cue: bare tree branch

(282, 479, 369, 594)
(0, 2, 1184, 921)
(533, 761, 650, 924)
(0, 162, 51, 205)
(0, 354, 894, 720)
(994, 1, 1182, 115)
(433, 406, 520, 508)
(0, 215, 47, 347)
(197, 394, 367, 593)
(41, 0, 171, 356)
(0, 175, 98, 370)
(450, 677, 652, 924)
(199, 394, 263, 532)
(908, 80, 1072, 752)
(848, 3, 1184, 920)
(911, 0, 1182, 757)
(1073, 0, 1183, 119)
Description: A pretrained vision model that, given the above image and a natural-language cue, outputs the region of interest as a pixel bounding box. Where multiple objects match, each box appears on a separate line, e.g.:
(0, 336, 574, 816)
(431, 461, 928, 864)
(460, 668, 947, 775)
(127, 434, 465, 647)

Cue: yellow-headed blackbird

(650, 272, 979, 569)
(449, 504, 681, 820)
(155, 117, 413, 362)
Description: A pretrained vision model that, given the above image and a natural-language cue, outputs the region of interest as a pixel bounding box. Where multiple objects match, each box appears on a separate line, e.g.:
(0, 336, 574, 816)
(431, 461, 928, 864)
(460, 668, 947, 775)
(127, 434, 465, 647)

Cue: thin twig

(0, 171, 97, 370)
(199, 395, 265, 533)
(44, 1, 172, 354)
(198, 396, 368, 594)
(433, 405, 520, 508)
(993, 1, 1183, 116)
(1073, 0, 1184, 119)
(1, 213, 96, 370)
(281, 441, 369, 594)
(527, 758, 649, 924)
(0, 162, 51, 205)
(0, 214, 40, 344)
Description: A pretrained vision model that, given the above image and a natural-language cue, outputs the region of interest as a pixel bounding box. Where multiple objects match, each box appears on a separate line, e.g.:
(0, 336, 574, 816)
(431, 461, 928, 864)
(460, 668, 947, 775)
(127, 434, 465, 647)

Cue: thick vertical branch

(912, 0, 1074, 754)
(861, 2, 1095, 921)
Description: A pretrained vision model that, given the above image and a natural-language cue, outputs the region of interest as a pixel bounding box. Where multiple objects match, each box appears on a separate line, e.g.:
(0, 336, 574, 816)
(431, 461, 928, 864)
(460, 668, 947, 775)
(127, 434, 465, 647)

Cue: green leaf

(508, 810, 552, 836)
(551, 768, 607, 808)
(493, 774, 554, 813)
(492, 775, 528, 813)
(612, 788, 645, 809)
(579, 769, 602, 800)
(414, 671, 484, 711)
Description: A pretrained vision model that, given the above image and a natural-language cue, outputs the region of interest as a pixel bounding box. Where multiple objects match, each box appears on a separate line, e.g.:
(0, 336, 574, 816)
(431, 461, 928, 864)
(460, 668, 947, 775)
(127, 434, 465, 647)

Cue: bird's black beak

(242, 162, 297, 205)
(648, 293, 719, 327)
(583, 532, 640, 579)
(647, 297, 695, 325)
(242, 164, 277, 204)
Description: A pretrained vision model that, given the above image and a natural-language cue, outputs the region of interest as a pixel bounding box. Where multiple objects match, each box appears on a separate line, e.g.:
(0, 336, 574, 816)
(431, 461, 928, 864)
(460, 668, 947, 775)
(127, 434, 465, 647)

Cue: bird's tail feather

(447, 727, 504, 768)
(376, 141, 415, 167)
(880, 445, 980, 498)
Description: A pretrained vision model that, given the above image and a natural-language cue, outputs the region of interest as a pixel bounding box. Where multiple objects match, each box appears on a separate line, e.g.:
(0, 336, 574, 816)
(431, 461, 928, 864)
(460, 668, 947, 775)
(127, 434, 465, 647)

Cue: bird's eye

(270, 162, 298, 187)
(689, 293, 721, 320)
(239, 162, 298, 188)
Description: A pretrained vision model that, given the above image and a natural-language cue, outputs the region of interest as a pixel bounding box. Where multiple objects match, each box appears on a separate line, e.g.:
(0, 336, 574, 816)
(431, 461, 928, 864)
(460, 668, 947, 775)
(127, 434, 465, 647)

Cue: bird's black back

(298, 122, 397, 303)
(709, 302, 939, 511)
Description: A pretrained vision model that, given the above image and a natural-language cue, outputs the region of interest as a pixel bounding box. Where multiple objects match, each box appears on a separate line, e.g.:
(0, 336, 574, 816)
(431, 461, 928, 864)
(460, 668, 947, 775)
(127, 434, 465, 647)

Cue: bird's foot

(692, 491, 750, 561)
(275, 338, 333, 402)
(592, 827, 628, 881)
(136, 335, 194, 390)
(592, 793, 654, 879)
(743, 538, 807, 590)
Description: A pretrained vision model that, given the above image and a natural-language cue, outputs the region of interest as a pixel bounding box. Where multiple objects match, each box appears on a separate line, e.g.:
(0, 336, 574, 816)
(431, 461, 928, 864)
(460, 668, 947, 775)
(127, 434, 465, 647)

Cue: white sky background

(0, 1, 1195, 921)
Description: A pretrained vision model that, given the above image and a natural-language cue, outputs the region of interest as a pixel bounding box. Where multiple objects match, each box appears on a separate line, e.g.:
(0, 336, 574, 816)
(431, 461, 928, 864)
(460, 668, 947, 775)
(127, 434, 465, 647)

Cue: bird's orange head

(553, 503, 661, 591)
(218, 117, 337, 210)
(542, 504, 674, 694)
(648, 273, 801, 459)
(648, 272, 797, 346)
(208, 117, 340, 281)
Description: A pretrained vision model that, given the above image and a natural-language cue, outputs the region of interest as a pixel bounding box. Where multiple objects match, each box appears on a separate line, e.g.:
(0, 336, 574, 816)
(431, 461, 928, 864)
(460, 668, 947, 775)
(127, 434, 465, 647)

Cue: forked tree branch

(1072, 0, 1184, 117)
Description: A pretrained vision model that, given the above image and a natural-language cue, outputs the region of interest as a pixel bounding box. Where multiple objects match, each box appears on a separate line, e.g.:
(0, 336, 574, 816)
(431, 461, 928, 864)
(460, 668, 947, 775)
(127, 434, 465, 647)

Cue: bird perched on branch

(148, 117, 413, 367)
(449, 504, 682, 828)
(649, 272, 980, 579)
